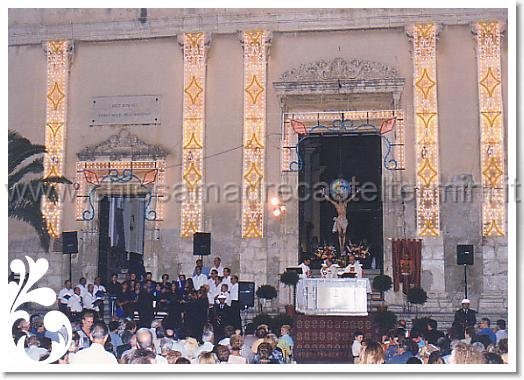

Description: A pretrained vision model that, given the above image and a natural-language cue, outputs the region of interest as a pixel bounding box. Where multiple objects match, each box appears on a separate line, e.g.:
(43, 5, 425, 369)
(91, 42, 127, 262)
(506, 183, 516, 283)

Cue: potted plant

(407, 287, 428, 318)
(256, 284, 278, 313)
(372, 274, 393, 311)
(280, 270, 300, 315)
(373, 310, 398, 335)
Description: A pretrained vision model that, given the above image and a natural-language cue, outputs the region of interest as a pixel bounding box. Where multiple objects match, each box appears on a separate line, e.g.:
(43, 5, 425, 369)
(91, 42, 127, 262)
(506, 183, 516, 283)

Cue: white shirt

(155, 354, 168, 364)
(299, 263, 311, 279)
(94, 284, 106, 296)
(496, 329, 508, 344)
(192, 274, 208, 290)
(195, 342, 214, 358)
(229, 283, 239, 301)
(221, 276, 232, 289)
(322, 264, 338, 278)
(218, 337, 230, 346)
(352, 340, 362, 357)
(67, 294, 83, 313)
(83, 291, 100, 312)
(25, 346, 48, 361)
(210, 265, 224, 278)
(76, 283, 88, 298)
(228, 354, 247, 364)
(207, 280, 221, 305)
(70, 342, 118, 364)
(58, 287, 74, 304)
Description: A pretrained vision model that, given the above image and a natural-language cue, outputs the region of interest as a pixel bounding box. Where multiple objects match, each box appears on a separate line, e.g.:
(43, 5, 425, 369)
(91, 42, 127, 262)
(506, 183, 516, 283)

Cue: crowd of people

(352, 315, 508, 365)
(13, 256, 294, 364)
(13, 311, 296, 364)
(57, 257, 242, 341)
(11, 256, 509, 365)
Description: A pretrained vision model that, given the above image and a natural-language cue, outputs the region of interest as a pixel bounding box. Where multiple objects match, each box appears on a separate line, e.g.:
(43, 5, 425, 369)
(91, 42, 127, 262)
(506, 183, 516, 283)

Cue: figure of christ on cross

(324, 188, 359, 252)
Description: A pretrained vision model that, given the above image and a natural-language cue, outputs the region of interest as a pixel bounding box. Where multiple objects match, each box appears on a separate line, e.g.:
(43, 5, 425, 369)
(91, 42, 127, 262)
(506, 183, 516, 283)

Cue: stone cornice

(273, 78, 405, 97)
(9, 8, 507, 46)
(77, 128, 168, 161)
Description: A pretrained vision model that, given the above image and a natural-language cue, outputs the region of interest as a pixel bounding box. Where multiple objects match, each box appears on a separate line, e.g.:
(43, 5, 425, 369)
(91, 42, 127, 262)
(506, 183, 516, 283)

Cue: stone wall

(8, 9, 509, 316)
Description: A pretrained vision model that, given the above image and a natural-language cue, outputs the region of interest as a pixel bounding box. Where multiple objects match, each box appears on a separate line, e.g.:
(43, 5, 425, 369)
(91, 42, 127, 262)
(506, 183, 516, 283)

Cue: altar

(295, 278, 371, 316)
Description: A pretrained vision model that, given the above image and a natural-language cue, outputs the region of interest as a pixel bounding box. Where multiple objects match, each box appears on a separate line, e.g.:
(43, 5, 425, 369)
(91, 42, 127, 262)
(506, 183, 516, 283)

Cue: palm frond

(8, 130, 72, 253)
(8, 157, 44, 187)
(9, 201, 50, 252)
(8, 178, 59, 209)
(42, 176, 73, 185)
(8, 131, 46, 174)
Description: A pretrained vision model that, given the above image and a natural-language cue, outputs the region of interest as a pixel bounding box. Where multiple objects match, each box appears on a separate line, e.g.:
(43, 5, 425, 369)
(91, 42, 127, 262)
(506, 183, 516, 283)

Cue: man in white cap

(211, 294, 231, 342)
(452, 298, 477, 339)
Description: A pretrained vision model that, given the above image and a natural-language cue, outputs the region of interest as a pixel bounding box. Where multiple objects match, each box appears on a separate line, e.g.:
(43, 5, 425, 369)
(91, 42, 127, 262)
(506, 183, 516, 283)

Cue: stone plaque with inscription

(90, 95, 161, 126)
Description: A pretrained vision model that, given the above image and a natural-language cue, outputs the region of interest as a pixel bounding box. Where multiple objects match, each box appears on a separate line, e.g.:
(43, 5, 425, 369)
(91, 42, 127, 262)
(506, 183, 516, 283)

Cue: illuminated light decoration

(410, 23, 441, 237)
(42, 40, 71, 239)
(241, 30, 270, 238)
(474, 21, 505, 236)
(270, 195, 286, 219)
(75, 161, 166, 223)
(281, 110, 405, 172)
(181, 32, 207, 238)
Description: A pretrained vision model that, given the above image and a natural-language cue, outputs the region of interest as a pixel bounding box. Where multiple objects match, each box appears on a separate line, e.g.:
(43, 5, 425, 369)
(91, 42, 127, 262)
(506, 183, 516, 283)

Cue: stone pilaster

(478, 239, 508, 315)
(419, 236, 449, 313)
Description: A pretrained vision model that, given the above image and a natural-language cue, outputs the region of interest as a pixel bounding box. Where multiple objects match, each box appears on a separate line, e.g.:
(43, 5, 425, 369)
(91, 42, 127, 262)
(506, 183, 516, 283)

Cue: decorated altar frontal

(296, 278, 371, 316)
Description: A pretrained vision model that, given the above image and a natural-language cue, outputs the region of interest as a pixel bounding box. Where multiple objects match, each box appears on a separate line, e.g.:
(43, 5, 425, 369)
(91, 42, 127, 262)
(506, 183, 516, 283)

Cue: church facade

(8, 8, 509, 317)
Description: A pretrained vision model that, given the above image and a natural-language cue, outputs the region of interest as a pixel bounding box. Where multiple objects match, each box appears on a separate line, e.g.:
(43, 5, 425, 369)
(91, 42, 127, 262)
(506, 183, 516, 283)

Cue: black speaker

(238, 281, 255, 309)
(62, 231, 78, 254)
(193, 232, 211, 256)
(457, 245, 474, 265)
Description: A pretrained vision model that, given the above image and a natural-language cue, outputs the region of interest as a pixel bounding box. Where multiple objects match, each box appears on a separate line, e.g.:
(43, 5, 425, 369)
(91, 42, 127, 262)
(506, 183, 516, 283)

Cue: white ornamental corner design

(9, 256, 72, 364)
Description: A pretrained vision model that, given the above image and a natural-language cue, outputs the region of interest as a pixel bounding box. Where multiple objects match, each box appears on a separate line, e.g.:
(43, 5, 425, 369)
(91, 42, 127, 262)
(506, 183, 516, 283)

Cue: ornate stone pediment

(279, 57, 400, 82)
(273, 57, 405, 106)
(77, 128, 168, 161)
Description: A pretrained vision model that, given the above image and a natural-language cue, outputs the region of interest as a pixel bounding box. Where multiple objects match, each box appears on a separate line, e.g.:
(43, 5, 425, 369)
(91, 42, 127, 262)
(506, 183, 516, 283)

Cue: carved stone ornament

(279, 57, 400, 82)
(77, 128, 168, 161)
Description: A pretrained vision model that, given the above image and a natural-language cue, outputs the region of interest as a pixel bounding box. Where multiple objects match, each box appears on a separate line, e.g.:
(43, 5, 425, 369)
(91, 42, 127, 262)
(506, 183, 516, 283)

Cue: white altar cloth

(296, 278, 371, 316)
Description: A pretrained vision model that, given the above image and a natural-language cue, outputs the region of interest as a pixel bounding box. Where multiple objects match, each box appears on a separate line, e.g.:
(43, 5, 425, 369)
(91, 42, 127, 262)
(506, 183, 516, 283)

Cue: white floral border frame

(9, 256, 72, 364)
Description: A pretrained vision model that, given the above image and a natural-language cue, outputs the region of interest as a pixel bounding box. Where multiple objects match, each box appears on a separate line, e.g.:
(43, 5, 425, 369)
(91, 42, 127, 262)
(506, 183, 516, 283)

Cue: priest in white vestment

(343, 255, 363, 278)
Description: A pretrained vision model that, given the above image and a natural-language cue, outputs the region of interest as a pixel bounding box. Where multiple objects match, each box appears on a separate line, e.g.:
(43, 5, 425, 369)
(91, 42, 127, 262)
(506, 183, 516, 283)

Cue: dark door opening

(298, 134, 383, 269)
(98, 196, 146, 284)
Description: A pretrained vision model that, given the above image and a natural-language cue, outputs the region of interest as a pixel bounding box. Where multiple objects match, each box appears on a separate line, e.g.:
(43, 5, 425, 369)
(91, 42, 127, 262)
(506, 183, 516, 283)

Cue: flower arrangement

(314, 245, 336, 261)
(346, 241, 371, 261)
